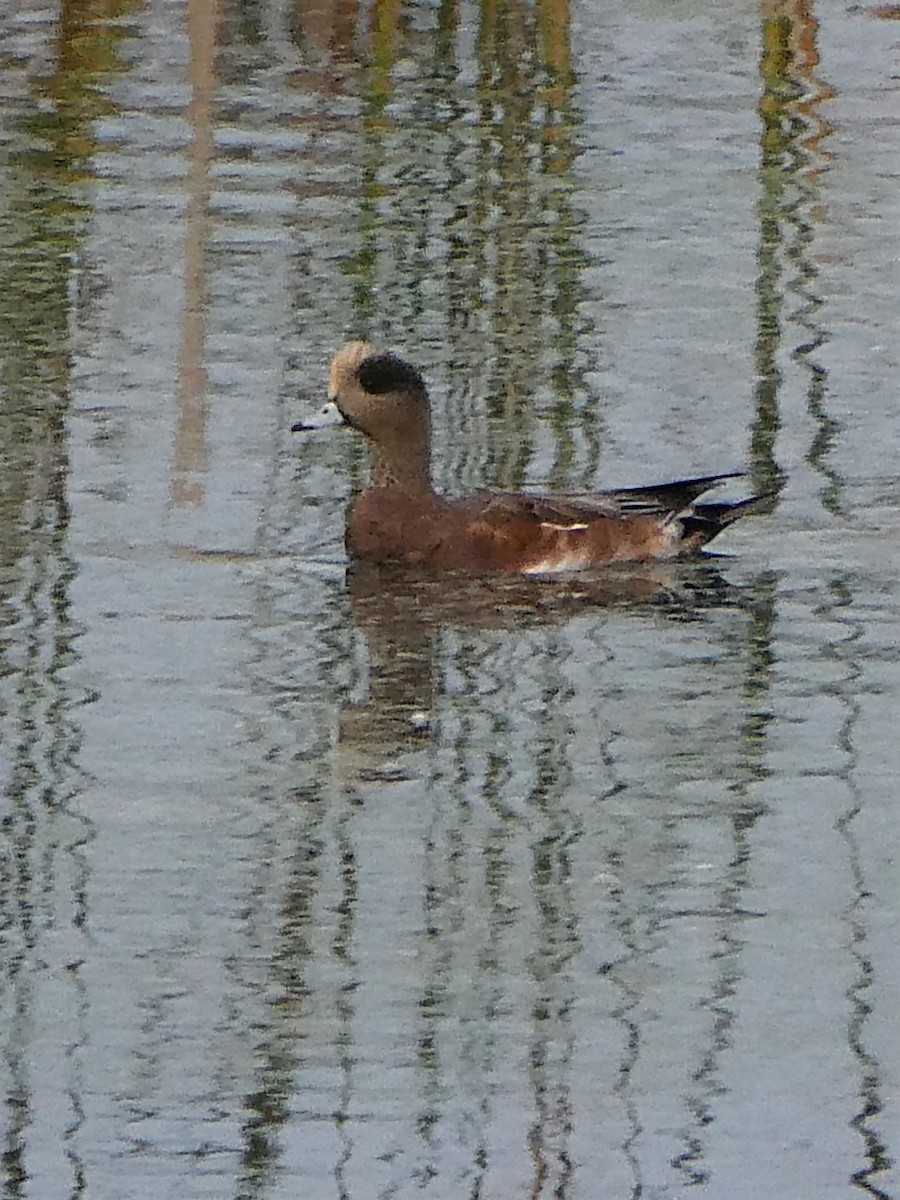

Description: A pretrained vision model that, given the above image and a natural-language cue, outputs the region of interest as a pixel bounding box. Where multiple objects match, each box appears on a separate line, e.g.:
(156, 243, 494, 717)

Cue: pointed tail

(680, 492, 777, 549)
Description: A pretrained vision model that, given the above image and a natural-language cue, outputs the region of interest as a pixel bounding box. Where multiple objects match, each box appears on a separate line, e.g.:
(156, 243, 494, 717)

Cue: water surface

(1, 1, 899, 1197)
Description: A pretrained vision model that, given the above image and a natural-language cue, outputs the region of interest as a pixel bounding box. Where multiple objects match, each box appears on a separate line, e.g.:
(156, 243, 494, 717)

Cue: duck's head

(295, 342, 431, 458)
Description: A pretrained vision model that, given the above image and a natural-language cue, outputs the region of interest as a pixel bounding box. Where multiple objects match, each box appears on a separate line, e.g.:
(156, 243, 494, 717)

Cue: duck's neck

(367, 427, 434, 494)
(368, 448, 433, 494)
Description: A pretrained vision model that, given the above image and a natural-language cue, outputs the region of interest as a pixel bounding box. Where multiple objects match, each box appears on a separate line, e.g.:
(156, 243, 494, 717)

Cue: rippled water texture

(2, 1, 900, 1197)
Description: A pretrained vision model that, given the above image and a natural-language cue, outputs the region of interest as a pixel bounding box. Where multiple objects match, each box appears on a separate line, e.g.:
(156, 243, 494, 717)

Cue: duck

(292, 341, 771, 574)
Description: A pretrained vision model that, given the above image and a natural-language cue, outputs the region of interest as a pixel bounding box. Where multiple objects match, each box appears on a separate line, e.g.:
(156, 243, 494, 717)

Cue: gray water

(1, 0, 899, 1197)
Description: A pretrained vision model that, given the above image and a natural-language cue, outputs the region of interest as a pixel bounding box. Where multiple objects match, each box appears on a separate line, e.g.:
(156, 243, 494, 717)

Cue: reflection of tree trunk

(171, 0, 219, 508)
(340, 564, 437, 764)
(786, 0, 835, 179)
(0, 0, 132, 580)
(754, 0, 838, 507)
(0, 8, 133, 1195)
(339, 562, 738, 771)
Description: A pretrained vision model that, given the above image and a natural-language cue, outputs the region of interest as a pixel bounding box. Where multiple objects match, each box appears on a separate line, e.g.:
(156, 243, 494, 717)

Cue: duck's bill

(292, 401, 345, 432)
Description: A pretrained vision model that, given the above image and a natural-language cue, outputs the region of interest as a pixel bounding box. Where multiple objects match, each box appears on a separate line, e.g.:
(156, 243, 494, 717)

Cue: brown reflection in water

(0, 4, 132, 1195)
(338, 562, 737, 772)
(789, 2, 835, 183)
(170, 0, 220, 509)
(754, 0, 839, 510)
(289, 0, 359, 81)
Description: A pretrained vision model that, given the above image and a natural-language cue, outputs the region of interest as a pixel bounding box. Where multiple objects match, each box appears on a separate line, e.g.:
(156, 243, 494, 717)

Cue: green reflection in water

(754, 12, 795, 494)
(335, 0, 593, 494)
(0, 3, 135, 400)
(472, 0, 590, 490)
(0, 6, 134, 1197)
(335, 0, 399, 340)
(754, 0, 839, 510)
(0, 2, 134, 568)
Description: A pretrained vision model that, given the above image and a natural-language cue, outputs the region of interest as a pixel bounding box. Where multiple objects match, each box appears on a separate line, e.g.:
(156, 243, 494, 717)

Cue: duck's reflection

(339, 559, 756, 766)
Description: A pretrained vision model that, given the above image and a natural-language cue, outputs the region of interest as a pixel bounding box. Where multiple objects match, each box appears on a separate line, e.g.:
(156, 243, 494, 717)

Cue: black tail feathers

(682, 492, 777, 547)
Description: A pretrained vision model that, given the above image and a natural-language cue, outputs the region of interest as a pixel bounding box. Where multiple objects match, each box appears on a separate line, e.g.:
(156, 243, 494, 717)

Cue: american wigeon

(293, 341, 771, 573)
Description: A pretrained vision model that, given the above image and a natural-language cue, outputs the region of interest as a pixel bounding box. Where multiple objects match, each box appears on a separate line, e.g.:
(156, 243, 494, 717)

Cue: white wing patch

(522, 548, 594, 574)
(524, 519, 593, 571)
